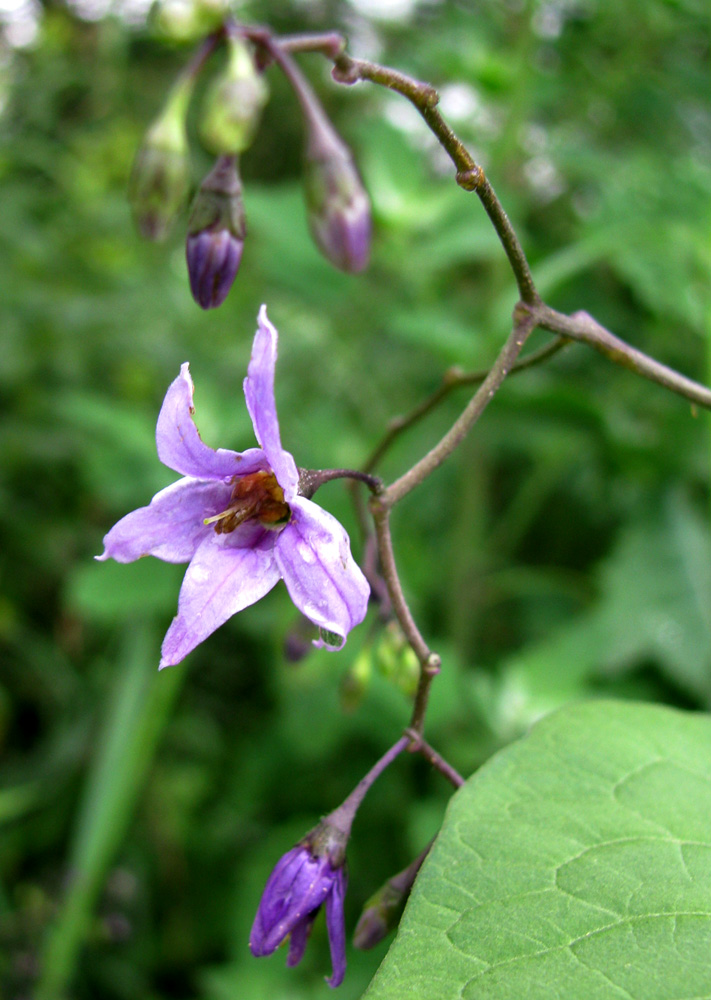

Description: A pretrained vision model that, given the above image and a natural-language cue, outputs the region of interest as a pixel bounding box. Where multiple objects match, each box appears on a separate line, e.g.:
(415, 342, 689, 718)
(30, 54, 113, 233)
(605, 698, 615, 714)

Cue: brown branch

(363, 336, 565, 474)
(369, 500, 440, 734)
(382, 311, 537, 508)
(404, 729, 465, 788)
(330, 50, 538, 306)
(538, 306, 711, 411)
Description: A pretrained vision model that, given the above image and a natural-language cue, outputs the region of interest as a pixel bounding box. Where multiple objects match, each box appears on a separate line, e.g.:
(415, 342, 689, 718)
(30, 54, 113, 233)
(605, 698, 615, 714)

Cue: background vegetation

(1, 0, 709, 997)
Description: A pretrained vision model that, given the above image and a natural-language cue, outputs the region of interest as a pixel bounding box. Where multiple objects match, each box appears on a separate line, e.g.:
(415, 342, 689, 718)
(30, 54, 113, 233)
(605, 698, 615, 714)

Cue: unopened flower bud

(129, 78, 192, 241)
(304, 127, 371, 273)
(185, 155, 246, 309)
(353, 843, 431, 950)
(200, 35, 268, 155)
(352, 880, 406, 950)
(375, 621, 419, 697)
(250, 819, 348, 988)
(340, 647, 372, 713)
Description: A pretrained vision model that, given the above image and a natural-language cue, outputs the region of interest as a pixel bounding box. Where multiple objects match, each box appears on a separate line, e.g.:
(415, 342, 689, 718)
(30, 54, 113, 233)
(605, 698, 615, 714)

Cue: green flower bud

(375, 622, 419, 697)
(129, 77, 192, 241)
(353, 843, 431, 950)
(199, 36, 268, 155)
(353, 880, 407, 951)
(340, 647, 373, 713)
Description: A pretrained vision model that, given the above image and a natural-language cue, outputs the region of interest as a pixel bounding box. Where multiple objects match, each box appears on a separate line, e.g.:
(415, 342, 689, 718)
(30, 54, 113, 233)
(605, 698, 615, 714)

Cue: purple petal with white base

(157, 362, 267, 479)
(98, 306, 369, 667)
(160, 528, 280, 668)
(243, 307, 299, 500)
(275, 497, 369, 648)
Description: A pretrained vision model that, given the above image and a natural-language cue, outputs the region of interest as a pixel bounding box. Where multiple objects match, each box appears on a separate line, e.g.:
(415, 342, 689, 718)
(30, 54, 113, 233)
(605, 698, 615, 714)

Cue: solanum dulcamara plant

(102, 14, 711, 993)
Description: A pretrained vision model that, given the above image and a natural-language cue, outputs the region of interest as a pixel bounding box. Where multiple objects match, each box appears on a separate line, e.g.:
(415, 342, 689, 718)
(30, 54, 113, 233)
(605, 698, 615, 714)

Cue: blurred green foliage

(0, 0, 709, 997)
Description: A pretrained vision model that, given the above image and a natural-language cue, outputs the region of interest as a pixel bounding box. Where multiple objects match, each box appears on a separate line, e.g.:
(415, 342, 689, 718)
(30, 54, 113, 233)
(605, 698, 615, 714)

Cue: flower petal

(242, 306, 299, 500)
(249, 847, 333, 957)
(286, 912, 318, 968)
(159, 530, 280, 667)
(158, 362, 268, 479)
(97, 477, 233, 564)
(274, 498, 369, 648)
(324, 868, 348, 988)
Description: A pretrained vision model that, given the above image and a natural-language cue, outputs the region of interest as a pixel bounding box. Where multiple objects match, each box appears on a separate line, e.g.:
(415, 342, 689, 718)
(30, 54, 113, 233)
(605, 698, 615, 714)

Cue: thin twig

(364, 336, 565, 474)
(404, 729, 465, 788)
(538, 306, 711, 410)
(329, 49, 538, 306)
(383, 312, 537, 507)
(369, 501, 440, 734)
(299, 467, 383, 498)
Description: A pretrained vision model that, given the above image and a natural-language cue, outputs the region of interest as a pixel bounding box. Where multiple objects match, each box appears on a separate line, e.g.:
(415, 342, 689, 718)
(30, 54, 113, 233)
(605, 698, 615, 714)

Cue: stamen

(203, 472, 290, 535)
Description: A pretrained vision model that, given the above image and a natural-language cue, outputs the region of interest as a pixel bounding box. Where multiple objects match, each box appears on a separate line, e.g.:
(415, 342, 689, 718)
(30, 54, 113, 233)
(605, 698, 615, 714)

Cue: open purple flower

(97, 306, 369, 668)
(250, 838, 347, 988)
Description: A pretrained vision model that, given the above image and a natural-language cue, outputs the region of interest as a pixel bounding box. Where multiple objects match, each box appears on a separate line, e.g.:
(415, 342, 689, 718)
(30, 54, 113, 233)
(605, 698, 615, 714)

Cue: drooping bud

(353, 843, 431, 950)
(129, 77, 193, 241)
(250, 820, 348, 988)
(303, 121, 371, 273)
(269, 43, 371, 272)
(352, 879, 406, 950)
(185, 154, 246, 309)
(199, 35, 268, 155)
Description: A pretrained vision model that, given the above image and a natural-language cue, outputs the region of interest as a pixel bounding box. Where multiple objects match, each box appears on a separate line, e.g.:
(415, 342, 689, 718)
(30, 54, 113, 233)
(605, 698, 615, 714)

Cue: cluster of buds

(128, 26, 372, 310)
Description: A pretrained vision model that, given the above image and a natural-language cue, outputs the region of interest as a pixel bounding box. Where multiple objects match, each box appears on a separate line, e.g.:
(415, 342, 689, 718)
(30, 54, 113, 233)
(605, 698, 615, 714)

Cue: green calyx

(129, 77, 194, 241)
(200, 36, 268, 155)
(187, 155, 246, 239)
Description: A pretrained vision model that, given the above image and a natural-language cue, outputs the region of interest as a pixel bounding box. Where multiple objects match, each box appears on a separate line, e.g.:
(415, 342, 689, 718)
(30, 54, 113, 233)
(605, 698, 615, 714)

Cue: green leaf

(364, 701, 711, 1000)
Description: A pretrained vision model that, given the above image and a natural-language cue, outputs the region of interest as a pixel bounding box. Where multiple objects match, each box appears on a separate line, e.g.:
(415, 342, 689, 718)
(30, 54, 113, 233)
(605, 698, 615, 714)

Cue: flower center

(204, 470, 290, 535)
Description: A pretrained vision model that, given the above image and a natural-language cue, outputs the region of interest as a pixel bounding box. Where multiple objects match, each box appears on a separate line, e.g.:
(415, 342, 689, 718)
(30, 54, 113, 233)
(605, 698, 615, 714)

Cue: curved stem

(326, 735, 409, 837)
(404, 729, 465, 788)
(330, 50, 538, 305)
(369, 501, 440, 734)
(298, 467, 383, 498)
(383, 312, 536, 507)
(363, 336, 565, 474)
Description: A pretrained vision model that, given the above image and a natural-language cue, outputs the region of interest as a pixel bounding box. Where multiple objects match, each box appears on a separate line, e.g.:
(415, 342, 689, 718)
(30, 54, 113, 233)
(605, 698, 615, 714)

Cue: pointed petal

(286, 912, 318, 968)
(250, 848, 333, 956)
(157, 362, 268, 479)
(275, 498, 370, 649)
(97, 477, 233, 564)
(242, 306, 299, 500)
(159, 531, 280, 667)
(324, 868, 348, 988)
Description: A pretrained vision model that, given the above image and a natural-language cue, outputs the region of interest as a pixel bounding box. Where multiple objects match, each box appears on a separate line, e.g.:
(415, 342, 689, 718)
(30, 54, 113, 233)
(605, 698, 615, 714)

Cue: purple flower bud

(250, 823, 348, 988)
(185, 155, 246, 309)
(129, 78, 192, 242)
(304, 133, 371, 273)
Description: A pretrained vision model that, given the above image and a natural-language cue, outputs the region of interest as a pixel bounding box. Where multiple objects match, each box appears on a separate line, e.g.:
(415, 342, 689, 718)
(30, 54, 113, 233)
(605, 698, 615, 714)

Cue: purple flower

(97, 306, 370, 668)
(249, 841, 347, 988)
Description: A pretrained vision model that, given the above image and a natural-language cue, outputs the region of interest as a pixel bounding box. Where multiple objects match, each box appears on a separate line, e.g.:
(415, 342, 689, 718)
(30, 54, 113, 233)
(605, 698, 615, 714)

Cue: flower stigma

(204, 470, 290, 534)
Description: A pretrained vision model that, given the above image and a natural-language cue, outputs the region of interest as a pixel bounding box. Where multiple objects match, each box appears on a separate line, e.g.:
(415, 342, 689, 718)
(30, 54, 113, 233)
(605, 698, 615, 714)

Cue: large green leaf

(364, 701, 711, 1000)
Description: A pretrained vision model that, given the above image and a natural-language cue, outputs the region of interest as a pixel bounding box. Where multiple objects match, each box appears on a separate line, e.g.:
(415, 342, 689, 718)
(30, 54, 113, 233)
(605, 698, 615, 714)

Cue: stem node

(456, 167, 484, 191)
